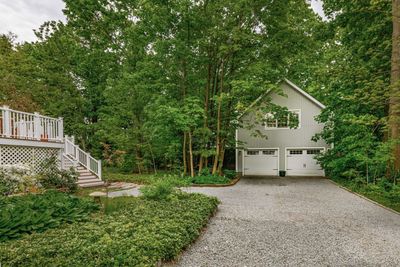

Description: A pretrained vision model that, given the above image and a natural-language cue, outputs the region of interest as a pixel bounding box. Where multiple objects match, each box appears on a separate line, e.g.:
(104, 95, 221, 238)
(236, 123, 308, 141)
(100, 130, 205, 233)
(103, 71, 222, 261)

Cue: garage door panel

(286, 149, 324, 176)
(244, 149, 278, 176)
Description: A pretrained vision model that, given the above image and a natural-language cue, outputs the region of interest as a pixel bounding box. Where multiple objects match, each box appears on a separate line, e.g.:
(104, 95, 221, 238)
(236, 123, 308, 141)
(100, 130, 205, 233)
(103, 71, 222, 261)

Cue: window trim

(265, 109, 301, 130)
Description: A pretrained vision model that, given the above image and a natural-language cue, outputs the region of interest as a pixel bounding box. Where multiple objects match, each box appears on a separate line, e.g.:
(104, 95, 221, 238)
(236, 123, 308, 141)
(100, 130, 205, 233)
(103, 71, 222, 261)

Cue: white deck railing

(65, 136, 102, 179)
(0, 105, 63, 142)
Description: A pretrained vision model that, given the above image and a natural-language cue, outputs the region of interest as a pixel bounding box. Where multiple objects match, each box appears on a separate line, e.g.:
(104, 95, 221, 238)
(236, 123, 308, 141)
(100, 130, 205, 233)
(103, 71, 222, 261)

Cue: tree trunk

(198, 60, 212, 174)
(188, 131, 194, 177)
(217, 139, 225, 176)
(212, 61, 224, 175)
(183, 132, 187, 176)
(389, 0, 400, 175)
(147, 142, 157, 174)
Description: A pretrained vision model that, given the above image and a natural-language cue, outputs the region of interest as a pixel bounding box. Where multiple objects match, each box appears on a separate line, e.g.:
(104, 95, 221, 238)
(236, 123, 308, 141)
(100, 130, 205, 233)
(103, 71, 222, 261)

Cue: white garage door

(286, 148, 324, 176)
(244, 149, 278, 176)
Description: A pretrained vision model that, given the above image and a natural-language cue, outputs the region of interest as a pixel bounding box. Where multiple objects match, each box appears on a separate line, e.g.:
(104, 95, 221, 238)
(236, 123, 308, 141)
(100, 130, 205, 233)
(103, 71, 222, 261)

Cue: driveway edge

(327, 179, 400, 217)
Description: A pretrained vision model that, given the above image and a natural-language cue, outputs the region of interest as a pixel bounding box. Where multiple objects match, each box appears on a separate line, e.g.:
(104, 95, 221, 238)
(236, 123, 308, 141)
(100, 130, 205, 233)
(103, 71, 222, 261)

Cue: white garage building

(236, 79, 330, 177)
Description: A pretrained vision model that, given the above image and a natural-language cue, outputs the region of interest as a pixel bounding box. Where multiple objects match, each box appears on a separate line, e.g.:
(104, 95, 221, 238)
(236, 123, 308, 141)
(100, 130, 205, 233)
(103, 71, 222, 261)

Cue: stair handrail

(64, 136, 102, 179)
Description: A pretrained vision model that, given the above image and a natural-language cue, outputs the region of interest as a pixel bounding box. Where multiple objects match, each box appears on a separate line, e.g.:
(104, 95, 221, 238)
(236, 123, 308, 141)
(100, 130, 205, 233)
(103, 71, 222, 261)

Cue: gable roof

(238, 79, 325, 119)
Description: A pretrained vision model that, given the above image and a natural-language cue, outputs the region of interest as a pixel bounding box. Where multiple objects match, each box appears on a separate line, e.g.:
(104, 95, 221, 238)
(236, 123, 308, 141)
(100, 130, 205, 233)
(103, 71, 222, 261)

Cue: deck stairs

(63, 136, 104, 188)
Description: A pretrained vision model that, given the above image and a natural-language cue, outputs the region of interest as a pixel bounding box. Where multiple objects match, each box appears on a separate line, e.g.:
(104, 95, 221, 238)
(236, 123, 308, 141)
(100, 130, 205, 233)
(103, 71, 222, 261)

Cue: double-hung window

(265, 109, 301, 129)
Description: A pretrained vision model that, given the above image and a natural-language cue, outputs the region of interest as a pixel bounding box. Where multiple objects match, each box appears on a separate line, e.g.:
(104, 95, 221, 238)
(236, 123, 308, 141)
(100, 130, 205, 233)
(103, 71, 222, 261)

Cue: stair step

(79, 181, 105, 188)
(78, 171, 94, 176)
(77, 178, 103, 184)
(78, 176, 98, 181)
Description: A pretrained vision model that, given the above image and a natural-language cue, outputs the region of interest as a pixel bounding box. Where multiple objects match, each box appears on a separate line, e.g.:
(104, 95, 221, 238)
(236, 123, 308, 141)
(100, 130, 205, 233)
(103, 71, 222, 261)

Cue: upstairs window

(265, 109, 301, 129)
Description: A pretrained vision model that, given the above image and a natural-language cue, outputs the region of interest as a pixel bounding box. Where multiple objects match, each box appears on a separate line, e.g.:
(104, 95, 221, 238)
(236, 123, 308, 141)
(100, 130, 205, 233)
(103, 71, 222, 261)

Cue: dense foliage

(37, 157, 79, 193)
(311, 1, 399, 184)
(0, 191, 99, 241)
(0, 193, 218, 266)
(0, 0, 322, 176)
(1, 0, 400, 193)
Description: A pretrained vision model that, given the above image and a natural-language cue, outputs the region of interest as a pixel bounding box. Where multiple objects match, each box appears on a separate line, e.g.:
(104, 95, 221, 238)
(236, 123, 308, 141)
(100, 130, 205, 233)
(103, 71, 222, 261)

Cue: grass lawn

(332, 178, 400, 213)
(0, 192, 218, 266)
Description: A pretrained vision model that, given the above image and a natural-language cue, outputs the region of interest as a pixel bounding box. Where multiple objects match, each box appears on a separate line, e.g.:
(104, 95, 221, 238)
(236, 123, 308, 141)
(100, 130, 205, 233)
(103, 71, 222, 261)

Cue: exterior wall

(237, 81, 329, 173)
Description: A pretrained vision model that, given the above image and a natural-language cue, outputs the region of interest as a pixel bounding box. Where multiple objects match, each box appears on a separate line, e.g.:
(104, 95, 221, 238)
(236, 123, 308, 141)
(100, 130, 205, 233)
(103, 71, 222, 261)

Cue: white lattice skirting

(0, 145, 61, 173)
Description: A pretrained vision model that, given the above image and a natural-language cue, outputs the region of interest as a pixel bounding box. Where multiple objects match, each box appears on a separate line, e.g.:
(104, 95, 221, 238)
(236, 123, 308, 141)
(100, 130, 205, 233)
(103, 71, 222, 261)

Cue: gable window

(265, 109, 301, 129)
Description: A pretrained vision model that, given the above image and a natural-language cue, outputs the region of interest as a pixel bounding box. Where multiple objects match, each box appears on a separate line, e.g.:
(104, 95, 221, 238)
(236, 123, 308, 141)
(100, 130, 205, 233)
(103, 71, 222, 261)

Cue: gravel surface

(174, 176, 400, 267)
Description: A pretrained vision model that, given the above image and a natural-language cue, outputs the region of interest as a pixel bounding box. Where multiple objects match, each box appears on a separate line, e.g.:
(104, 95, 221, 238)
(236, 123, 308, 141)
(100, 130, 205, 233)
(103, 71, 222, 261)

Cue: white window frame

(265, 109, 301, 130)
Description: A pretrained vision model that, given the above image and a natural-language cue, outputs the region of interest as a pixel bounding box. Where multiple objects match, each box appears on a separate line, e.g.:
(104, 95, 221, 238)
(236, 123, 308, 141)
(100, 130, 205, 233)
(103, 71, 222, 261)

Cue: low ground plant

(189, 175, 231, 185)
(103, 169, 162, 184)
(333, 177, 400, 212)
(0, 192, 219, 266)
(187, 168, 237, 185)
(0, 190, 99, 241)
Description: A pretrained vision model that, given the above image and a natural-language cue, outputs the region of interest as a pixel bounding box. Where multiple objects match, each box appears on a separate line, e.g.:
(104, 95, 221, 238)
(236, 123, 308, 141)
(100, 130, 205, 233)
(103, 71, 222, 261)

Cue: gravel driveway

(174, 176, 400, 267)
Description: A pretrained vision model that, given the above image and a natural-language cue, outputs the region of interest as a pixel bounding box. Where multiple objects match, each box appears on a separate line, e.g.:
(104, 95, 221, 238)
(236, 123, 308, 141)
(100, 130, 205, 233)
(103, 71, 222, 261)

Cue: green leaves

(0, 192, 218, 266)
(0, 191, 99, 242)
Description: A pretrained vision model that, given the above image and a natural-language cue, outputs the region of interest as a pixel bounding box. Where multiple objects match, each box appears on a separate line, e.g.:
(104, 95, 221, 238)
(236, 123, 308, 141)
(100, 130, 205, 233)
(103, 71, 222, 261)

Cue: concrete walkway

(175, 176, 400, 267)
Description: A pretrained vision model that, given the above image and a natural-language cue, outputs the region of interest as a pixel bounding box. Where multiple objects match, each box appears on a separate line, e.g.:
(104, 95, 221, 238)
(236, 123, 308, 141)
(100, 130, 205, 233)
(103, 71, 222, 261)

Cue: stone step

(79, 181, 105, 188)
(77, 178, 103, 185)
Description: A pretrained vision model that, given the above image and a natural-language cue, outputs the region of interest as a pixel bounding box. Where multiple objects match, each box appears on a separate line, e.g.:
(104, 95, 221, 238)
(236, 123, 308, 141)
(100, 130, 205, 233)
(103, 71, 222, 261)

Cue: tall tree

(390, 0, 400, 172)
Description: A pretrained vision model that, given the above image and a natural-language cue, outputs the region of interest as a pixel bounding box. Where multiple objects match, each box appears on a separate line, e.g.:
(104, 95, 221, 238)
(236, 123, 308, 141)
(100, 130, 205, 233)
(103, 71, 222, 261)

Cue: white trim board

(0, 138, 64, 149)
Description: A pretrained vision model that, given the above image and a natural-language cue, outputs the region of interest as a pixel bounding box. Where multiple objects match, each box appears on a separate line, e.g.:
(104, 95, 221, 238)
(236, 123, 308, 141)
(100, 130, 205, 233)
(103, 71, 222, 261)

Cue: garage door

(244, 149, 278, 176)
(286, 148, 324, 176)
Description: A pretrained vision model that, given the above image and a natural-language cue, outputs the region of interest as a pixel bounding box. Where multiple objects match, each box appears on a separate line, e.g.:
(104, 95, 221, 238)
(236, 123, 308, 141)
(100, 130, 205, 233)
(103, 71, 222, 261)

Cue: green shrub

(0, 193, 219, 266)
(140, 178, 175, 200)
(223, 169, 237, 180)
(198, 167, 211, 176)
(0, 190, 99, 241)
(0, 164, 36, 196)
(139, 175, 190, 200)
(37, 157, 78, 193)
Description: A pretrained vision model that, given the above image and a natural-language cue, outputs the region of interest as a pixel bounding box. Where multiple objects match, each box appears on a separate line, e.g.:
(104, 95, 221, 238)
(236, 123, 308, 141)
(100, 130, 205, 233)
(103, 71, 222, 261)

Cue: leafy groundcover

(0, 190, 99, 241)
(0, 193, 218, 266)
(189, 174, 231, 185)
(333, 177, 400, 212)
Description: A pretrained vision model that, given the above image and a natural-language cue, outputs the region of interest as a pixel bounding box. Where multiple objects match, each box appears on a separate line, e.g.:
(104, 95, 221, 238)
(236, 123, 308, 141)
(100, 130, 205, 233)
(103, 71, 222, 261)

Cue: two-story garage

(236, 79, 329, 177)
